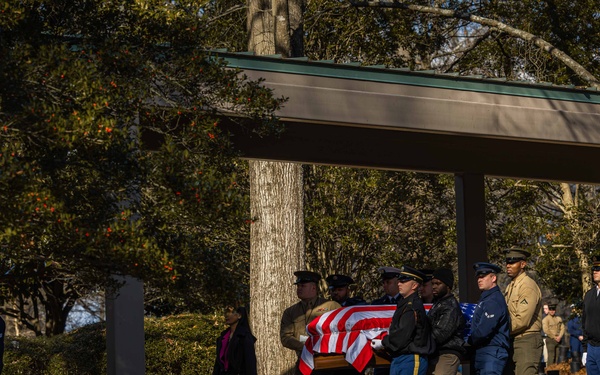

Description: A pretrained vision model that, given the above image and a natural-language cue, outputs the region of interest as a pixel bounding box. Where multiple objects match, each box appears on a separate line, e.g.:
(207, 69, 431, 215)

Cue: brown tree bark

(247, 1, 306, 373)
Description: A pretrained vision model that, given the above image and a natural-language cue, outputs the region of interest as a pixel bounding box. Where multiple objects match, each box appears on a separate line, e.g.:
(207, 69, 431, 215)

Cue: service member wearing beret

(371, 266, 434, 375)
(326, 274, 366, 307)
(468, 262, 510, 375)
(280, 270, 341, 370)
(582, 254, 600, 374)
(503, 249, 543, 375)
(542, 303, 564, 366)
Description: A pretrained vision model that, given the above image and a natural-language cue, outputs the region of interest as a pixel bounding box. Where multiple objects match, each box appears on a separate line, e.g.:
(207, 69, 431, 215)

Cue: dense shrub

(3, 313, 225, 375)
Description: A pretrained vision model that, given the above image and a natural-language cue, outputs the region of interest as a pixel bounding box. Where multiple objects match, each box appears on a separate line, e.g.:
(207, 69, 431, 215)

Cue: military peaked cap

(473, 262, 501, 276)
(326, 274, 355, 288)
(377, 266, 402, 280)
(398, 266, 425, 283)
(504, 248, 531, 263)
(294, 270, 321, 284)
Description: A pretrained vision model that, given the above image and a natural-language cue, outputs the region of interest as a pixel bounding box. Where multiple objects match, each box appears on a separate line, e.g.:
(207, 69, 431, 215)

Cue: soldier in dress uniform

(419, 269, 435, 304)
(468, 262, 510, 375)
(326, 274, 367, 307)
(280, 270, 341, 372)
(371, 266, 402, 305)
(503, 248, 543, 375)
(371, 266, 434, 375)
(542, 303, 565, 365)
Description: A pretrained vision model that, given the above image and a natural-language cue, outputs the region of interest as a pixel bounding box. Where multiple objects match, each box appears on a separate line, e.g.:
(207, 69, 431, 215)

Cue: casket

(299, 303, 476, 375)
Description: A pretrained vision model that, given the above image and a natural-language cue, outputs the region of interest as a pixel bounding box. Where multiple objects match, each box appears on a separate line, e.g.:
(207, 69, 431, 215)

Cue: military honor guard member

(371, 266, 402, 305)
(326, 274, 367, 307)
(280, 270, 341, 369)
(468, 262, 510, 375)
(567, 304, 583, 361)
(427, 268, 466, 375)
(503, 249, 543, 375)
(419, 269, 435, 304)
(371, 266, 434, 375)
(542, 303, 565, 366)
(582, 255, 600, 374)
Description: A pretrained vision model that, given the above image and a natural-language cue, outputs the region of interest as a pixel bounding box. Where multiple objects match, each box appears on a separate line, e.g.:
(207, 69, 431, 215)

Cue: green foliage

(3, 313, 225, 375)
(304, 166, 457, 300)
(0, 0, 283, 334)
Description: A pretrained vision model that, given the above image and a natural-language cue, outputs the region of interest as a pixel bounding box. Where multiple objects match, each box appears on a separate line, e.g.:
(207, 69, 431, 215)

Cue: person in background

(582, 255, 600, 374)
(503, 248, 543, 375)
(542, 303, 549, 365)
(280, 270, 340, 373)
(371, 266, 433, 375)
(419, 269, 435, 304)
(213, 306, 257, 375)
(542, 303, 565, 366)
(426, 268, 466, 375)
(468, 262, 510, 375)
(567, 304, 583, 362)
(326, 274, 366, 307)
(371, 267, 402, 305)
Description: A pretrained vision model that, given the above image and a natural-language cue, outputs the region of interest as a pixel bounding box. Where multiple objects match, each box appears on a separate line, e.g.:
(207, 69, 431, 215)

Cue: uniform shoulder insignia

(520, 299, 528, 305)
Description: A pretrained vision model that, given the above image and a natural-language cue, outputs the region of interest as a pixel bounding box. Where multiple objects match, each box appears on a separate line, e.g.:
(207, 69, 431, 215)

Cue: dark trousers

(475, 346, 508, 375)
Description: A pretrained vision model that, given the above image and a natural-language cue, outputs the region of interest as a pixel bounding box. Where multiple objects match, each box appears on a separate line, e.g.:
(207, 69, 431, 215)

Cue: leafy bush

(3, 313, 225, 375)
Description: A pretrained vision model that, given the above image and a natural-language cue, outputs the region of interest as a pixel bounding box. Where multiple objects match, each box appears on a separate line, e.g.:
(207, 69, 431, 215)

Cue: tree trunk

(249, 161, 305, 375)
(248, 2, 306, 374)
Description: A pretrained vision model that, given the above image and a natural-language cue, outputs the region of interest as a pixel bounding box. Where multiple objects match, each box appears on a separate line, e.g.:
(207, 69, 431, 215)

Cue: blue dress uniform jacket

(468, 285, 510, 375)
(468, 285, 510, 350)
(382, 292, 434, 357)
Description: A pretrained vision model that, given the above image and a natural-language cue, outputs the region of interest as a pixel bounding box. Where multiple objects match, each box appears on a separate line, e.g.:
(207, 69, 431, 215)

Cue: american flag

(299, 303, 476, 374)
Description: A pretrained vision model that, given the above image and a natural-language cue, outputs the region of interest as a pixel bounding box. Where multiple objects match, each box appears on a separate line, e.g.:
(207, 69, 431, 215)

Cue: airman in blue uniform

(468, 262, 510, 375)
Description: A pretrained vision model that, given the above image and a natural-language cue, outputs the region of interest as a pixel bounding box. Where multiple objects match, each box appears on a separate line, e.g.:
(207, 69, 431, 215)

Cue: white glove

(371, 339, 384, 351)
(299, 335, 308, 344)
(582, 352, 587, 366)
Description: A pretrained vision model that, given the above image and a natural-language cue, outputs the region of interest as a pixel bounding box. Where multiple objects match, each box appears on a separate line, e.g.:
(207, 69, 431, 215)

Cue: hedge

(3, 313, 225, 375)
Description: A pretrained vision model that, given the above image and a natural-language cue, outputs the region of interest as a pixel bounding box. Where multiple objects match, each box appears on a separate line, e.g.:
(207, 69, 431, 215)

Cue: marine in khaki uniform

(503, 248, 543, 375)
(542, 303, 565, 365)
(280, 271, 340, 360)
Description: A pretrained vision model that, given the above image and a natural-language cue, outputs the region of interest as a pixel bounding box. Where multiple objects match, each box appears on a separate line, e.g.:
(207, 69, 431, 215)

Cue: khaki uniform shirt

(280, 297, 340, 354)
(504, 271, 543, 337)
(543, 315, 565, 341)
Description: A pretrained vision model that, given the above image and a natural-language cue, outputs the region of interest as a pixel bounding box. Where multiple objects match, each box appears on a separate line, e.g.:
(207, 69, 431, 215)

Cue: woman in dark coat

(213, 306, 257, 375)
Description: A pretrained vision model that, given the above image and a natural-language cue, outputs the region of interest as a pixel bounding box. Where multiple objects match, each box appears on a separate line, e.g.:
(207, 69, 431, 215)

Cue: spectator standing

(542, 303, 565, 365)
(582, 255, 600, 375)
(468, 262, 510, 375)
(503, 248, 543, 375)
(426, 268, 466, 375)
(213, 306, 257, 375)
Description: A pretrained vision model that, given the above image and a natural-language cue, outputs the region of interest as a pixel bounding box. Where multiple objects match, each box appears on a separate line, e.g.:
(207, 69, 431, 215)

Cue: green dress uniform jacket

(504, 271, 542, 337)
(542, 315, 565, 342)
(280, 297, 341, 355)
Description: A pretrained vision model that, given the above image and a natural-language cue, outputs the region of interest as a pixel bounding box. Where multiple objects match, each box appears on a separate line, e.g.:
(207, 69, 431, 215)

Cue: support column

(455, 173, 487, 304)
(106, 275, 145, 375)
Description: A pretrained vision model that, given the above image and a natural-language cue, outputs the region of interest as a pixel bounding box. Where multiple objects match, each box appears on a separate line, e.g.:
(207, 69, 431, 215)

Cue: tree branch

(349, 0, 600, 88)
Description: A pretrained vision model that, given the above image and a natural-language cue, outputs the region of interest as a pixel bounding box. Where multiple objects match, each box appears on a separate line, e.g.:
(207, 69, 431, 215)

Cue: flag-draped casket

(299, 303, 476, 374)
